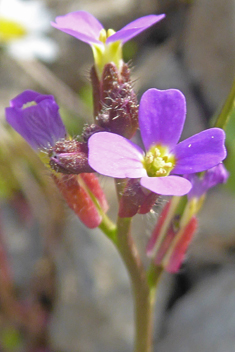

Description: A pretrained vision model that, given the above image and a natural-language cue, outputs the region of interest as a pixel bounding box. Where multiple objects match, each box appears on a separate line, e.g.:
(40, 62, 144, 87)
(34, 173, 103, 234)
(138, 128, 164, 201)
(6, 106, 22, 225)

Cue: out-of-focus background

(1, 0, 235, 351)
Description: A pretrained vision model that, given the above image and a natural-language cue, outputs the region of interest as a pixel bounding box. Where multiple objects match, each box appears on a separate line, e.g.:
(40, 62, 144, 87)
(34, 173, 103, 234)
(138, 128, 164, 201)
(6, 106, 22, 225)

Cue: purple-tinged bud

(81, 123, 104, 142)
(49, 139, 93, 174)
(91, 63, 139, 139)
(138, 191, 159, 215)
(91, 62, 133, 116)
(118, 179, 158, 218)
(90, 65, 101, 118)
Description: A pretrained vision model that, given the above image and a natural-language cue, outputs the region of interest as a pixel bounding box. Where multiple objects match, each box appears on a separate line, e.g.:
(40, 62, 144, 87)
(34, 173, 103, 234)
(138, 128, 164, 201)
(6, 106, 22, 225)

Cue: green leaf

(214, 78, 235, 130)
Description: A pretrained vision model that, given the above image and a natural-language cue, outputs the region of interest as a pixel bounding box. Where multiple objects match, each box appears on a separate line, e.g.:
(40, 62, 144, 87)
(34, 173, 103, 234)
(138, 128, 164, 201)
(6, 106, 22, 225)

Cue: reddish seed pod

(52, 173, 108, 229)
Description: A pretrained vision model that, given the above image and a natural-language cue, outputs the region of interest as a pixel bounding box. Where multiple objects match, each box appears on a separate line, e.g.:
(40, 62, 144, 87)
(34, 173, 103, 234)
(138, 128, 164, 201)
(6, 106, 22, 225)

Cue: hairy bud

(91, 62, 139, 139)
(118, 179, 159, 218)
(81, 124, 104, 142)
(48, 139, 93, 174)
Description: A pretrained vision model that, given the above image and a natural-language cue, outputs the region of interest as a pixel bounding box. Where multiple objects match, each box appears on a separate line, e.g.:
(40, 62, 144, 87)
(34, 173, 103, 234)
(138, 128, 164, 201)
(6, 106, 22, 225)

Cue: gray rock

(49, 215, 133, 352)
(183, 0, 235, 110)
(188, 188, 235, 269)
(157, 268, 235, 352)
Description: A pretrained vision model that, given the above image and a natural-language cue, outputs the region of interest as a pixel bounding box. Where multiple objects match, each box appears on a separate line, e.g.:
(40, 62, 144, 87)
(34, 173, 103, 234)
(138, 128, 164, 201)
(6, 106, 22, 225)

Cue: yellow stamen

(143, 145, 175, 177)
(98, 28, 107, 43)
(92, 28, 122, 77)
(22, 101, 37, 109)
(107, 29, 115, 37)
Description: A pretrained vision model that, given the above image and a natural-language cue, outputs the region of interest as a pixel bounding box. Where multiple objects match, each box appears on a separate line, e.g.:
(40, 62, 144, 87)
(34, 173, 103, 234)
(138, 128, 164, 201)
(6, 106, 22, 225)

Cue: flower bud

(81, 123, 104, 142)
(48, 139, 93, 174)
(118, 179, 158, 218)
(91, 62, 138, 138)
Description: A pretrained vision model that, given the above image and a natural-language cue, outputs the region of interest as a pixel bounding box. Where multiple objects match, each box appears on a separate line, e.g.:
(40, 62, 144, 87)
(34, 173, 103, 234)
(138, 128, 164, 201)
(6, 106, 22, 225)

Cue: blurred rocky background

(1, 0, 235, 351)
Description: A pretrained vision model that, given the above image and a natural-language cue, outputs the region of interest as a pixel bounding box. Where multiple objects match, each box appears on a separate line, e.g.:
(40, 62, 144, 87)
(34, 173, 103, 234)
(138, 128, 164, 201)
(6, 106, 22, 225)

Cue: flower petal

(88, 132, 146, 178)
(140, 175, 192, 196)
(203, 163, 229, 187)
(186, 163, 229, 199)
(51, 11, 103, 45)
(139, 88, 186, 151)
(6, 90, 66, 150)
(106, 14, 165, 44)
(172, 128, 227, 174)
(9, 90, 40, 107)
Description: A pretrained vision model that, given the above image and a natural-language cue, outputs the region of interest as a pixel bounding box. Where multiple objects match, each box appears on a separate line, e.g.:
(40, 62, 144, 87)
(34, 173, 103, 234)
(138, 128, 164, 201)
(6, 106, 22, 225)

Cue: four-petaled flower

(88, 88, 226, 196)
(51, 11, 165, 74)
(5, 90, 66, 150)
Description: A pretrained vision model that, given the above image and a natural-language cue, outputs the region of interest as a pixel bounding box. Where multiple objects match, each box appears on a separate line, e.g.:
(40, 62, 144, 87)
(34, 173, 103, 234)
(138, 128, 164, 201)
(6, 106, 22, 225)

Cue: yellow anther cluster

(143, 146, 175, 177)
(22, 101, 37, 109)
(98, 28, 116, 44)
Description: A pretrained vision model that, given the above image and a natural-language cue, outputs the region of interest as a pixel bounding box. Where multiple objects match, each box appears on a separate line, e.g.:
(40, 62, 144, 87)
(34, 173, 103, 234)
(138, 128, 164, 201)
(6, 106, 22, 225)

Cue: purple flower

(88, 88, 226, 196)
(5, 90, 66, 150)
(52, 11, 165, 75)
(51, 11, 165, 46)
(186, 163, 229, 199)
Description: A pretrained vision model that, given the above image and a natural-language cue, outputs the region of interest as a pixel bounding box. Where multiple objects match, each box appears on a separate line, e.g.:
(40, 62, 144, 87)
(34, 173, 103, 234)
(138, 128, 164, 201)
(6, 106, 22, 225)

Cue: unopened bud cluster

(48, 139, 93, 174)
(91, 63, 139, 138)
(48, 61, 139, 176)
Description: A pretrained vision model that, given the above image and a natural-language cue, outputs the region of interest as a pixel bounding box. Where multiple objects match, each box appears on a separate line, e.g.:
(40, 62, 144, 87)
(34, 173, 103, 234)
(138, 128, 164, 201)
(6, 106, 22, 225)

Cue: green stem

(147, 263, 163, 291)
(98, 180, 163, 351)
(98, 214, 117, 243)
(116, 216, 157, 352)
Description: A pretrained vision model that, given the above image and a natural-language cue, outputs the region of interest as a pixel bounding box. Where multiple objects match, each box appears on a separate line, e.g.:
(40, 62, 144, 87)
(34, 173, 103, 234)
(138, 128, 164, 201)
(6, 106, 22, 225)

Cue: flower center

(0, 18, 27, 43)
(98, 28, 116, 43)
(143, 145, 175, 177)
(22, 101, 37, 109)
(92, 28, 122, 77)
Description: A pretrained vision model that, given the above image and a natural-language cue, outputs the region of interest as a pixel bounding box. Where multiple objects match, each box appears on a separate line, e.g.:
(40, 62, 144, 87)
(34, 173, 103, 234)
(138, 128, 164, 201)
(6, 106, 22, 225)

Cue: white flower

(0, 0, 58, 62)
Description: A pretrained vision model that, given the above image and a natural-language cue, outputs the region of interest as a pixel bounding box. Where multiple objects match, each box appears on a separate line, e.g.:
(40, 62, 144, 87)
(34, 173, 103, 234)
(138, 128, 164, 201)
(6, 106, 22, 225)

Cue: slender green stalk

(99, 214, 117, 243)
(147, 264, 163, 291)
(115, 216, 157, 352)
(95, 180, 163, 351)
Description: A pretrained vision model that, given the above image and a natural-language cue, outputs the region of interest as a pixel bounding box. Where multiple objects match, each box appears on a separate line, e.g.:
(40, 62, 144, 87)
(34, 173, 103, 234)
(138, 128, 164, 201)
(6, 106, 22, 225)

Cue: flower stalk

(115, 216, 155, 352)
